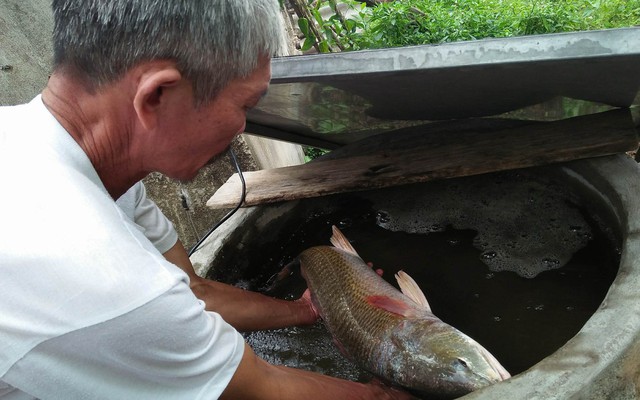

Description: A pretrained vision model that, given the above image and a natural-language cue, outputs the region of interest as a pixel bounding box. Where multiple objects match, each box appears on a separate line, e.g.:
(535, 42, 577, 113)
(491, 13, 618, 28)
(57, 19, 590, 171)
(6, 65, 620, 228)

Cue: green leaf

(298, 18, 311, 37)
(312, 9, 323, 25)
(301, 34, 316, 51)
(319, 40, 330, 53)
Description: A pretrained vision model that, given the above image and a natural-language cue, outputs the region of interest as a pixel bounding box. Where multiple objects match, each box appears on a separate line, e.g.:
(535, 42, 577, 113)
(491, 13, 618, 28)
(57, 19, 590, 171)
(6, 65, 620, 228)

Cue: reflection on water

(498, 96, 617, 121)
(255, 78, 638, 148)
(253, 82, 426, 144)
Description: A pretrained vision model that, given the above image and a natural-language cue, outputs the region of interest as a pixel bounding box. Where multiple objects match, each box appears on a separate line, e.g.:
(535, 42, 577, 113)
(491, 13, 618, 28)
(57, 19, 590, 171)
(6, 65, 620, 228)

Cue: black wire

(188, 147, 247, 256)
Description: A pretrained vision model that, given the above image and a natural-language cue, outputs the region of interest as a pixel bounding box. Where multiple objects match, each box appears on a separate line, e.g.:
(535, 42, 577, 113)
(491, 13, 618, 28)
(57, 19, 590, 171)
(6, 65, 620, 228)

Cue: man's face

(153, 57, 271, 181)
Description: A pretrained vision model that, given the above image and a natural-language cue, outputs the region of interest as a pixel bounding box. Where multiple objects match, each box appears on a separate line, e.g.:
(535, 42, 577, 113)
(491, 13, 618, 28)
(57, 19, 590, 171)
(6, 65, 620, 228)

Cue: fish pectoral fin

(366, 295, 421, 318)
(332, 337, 352, 359)
(395, 270, 432, 312)
(329, 225, 360, 257)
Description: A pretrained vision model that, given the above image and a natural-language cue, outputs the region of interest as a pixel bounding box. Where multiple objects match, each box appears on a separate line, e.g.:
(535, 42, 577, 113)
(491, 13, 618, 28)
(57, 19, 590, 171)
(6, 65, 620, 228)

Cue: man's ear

(133, 67, 182, 131)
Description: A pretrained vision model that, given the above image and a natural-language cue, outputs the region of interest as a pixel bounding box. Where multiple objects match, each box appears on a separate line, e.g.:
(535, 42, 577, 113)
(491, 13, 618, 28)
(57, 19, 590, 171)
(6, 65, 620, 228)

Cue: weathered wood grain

(207, 110, 639, 209)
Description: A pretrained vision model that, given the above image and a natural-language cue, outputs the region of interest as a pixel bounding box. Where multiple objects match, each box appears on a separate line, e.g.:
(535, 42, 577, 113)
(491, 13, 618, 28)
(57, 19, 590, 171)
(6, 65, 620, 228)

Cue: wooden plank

(207, 110, 639, 209)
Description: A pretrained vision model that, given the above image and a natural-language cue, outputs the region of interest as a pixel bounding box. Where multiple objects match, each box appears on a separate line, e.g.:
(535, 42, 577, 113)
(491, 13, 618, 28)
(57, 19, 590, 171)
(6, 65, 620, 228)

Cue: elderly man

(0, 0, 412, 398)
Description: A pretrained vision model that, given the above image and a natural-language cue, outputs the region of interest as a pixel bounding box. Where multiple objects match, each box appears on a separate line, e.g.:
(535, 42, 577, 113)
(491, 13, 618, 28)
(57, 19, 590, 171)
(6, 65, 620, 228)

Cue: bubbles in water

(481, 251, 497, 260)
(337, 218, 352, 229)
(428, 223, 445, 233)
(371, 170, 593, 278)
(581, 232, 594, 241)
(376, 210, 390, 224)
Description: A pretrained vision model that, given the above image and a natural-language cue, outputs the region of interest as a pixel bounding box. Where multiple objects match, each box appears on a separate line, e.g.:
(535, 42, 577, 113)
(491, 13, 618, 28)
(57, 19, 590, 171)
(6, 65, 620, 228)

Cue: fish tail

(265, 257, 301, 293)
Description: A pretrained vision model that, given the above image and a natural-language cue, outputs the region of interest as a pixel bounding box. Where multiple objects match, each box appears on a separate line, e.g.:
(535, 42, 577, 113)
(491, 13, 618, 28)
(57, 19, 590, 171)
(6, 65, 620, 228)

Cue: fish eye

(455, 357, 470, 369)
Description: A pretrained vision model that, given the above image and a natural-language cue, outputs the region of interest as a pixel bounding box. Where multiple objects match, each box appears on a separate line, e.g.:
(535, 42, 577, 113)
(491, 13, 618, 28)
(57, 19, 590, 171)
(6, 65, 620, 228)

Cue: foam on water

(370, 170, 592, 278)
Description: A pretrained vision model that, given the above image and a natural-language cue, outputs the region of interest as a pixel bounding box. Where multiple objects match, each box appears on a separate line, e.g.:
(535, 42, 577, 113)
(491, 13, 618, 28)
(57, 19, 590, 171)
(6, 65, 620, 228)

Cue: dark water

(207, 169, 620, 382)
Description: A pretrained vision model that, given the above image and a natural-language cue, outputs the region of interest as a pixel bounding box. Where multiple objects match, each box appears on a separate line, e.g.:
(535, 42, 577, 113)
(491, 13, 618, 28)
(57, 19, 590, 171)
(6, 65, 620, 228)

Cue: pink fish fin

(366, 295, 422, 318)
(332, 337, 352, 359)
(395, 270, 432, 313)
(329, 225, 360, 257)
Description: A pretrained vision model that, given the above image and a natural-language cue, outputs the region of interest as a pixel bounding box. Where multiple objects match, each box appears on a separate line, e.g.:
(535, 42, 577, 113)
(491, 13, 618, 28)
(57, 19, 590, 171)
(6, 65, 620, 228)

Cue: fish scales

(296, 228, 510, 398)
(299, 246, 415, 368)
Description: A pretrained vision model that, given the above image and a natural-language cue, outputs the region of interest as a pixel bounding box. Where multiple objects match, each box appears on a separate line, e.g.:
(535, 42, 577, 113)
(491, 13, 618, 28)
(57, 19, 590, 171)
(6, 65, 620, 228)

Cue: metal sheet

(247, 28, 640, 148)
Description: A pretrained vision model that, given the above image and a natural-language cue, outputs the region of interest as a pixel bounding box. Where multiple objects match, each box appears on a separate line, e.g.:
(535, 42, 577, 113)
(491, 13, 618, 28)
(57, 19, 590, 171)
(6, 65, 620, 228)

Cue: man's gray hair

(51, 0, 285, 104)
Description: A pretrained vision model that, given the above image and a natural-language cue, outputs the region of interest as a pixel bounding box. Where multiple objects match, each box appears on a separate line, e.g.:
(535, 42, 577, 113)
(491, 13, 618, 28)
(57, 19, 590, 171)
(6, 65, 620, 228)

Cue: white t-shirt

(116, 181, 178, 255)
(0, 96, 244, 399)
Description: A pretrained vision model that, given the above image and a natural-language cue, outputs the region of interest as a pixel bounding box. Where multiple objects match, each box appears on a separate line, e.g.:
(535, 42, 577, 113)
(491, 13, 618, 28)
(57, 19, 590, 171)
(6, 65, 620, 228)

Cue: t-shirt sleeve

(1, 283, 245, 400)
(118, 182, 179, 254)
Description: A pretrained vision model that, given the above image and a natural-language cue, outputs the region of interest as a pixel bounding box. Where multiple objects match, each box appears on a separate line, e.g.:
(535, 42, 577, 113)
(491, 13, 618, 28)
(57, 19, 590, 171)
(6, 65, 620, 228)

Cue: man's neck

(42, 72, 144, 199)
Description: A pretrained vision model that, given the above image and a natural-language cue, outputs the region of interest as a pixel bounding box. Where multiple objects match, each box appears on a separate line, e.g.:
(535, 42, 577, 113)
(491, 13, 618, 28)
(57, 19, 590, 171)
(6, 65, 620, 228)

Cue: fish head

(378, 319, 510, 398)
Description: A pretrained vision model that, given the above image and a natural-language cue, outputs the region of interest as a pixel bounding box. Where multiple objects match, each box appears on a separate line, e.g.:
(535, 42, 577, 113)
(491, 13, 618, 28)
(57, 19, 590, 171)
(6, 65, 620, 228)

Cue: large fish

(298, 226, 510, 398)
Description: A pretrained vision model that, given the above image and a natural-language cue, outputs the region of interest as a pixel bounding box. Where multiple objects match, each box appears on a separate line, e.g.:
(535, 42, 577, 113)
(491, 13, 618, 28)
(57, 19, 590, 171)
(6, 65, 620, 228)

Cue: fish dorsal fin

(395, 270, 431, 312)
(330, 225, 360, 257)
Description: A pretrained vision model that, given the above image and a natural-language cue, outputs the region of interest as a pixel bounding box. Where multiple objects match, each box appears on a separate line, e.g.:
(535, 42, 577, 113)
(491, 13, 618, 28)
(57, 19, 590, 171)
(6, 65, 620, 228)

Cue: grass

(345, 0, 640, 49)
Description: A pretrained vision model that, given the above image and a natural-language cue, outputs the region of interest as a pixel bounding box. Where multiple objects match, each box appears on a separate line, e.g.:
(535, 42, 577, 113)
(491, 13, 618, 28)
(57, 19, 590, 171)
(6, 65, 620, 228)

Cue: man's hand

(163, 240, 318, 331)
(189, 277, 319, 331)
(297, 288, 320, 321)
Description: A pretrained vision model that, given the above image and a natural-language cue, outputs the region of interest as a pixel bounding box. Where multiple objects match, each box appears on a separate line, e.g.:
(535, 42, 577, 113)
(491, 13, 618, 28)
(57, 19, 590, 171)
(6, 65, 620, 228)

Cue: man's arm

(160, 244, 412, 399)
(221, 343, 416, 400)
(163, 239, 318, 331)
(117, 182, 317, 331)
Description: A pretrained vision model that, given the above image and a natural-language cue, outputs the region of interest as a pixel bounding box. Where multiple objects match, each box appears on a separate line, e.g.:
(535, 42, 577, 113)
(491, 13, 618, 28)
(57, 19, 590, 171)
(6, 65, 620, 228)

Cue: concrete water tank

(192, 153, 640, 399)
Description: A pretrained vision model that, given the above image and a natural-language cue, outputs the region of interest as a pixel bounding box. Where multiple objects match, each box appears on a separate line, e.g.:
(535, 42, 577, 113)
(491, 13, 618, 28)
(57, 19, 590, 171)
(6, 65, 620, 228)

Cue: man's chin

(171, 148, 232, 183)
(206, 147, 231, 166)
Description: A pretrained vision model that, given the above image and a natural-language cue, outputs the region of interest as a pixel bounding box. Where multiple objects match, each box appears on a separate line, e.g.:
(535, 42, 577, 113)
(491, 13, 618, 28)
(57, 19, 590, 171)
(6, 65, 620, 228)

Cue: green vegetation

(303, 146, 329, 162)
(297, 0, 640, 51)
(353, 0, 640, 49)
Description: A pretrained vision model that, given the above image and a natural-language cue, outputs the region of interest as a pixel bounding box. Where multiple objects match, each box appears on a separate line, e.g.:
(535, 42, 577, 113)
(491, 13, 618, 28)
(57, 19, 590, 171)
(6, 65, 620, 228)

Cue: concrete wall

(1, 0, 304, 250)
(0, 0, 54, 105)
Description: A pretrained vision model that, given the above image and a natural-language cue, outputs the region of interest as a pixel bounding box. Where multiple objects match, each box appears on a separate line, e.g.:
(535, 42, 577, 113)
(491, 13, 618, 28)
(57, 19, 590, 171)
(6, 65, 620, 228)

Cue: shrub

(334, 0, 640, 50)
